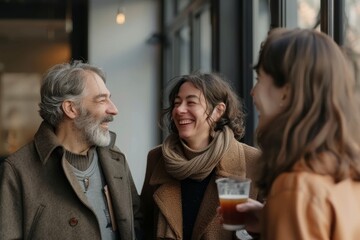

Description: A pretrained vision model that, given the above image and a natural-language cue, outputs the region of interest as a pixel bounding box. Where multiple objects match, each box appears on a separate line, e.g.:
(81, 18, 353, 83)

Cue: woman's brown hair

(254, 28, 360, 195)
(160, 72, 245, 140)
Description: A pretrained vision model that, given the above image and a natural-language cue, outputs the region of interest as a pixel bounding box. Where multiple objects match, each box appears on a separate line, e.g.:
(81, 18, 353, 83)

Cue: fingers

(236, 198, 264, 212)
(216, 206, 222, 215)
(216, 206, 224, 224)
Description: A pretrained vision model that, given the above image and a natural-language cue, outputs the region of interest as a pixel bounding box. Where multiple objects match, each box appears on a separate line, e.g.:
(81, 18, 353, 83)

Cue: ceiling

(0, 19, 68, 43)
(0, 0, 68, 43)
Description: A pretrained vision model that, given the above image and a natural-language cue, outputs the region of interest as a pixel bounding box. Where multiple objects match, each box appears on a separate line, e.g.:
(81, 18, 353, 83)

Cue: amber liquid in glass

(219, 194, 248, 230)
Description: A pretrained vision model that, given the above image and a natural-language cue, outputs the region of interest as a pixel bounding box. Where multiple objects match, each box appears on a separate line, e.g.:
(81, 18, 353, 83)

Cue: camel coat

(263, 163, 360, 240)
(0, 121, 142, 240)
(141, 139, 260, 240)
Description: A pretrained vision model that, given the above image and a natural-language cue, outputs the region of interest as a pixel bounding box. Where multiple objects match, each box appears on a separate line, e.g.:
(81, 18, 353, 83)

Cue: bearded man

(0, 61, 143, 240)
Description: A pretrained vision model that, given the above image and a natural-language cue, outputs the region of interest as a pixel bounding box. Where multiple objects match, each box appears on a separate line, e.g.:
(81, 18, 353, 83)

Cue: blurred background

(0, 0, 359, 191)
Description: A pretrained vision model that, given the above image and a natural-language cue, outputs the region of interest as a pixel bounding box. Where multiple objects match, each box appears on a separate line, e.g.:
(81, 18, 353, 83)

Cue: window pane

(297, 0, 320, 29)
(345, 0, 360, 52)
(177, 25, 190, 75)
(253, 0, 271, 141)
(164, 0, 176, 26)
(345, 0, 360, 90)
(199, 7, 211, 72)
(177, 0, 191, 13)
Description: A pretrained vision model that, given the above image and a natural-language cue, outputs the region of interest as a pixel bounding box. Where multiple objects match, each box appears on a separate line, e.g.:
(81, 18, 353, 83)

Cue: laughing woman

(141, 73, 260, 240)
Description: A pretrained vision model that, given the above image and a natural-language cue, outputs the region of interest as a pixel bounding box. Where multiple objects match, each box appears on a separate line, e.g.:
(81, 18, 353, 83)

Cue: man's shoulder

(1, 142, 39, 175)
(5, 142, 36, 163)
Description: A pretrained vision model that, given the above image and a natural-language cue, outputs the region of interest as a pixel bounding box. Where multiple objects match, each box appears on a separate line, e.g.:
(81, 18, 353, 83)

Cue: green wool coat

(0, 121, 142, 240)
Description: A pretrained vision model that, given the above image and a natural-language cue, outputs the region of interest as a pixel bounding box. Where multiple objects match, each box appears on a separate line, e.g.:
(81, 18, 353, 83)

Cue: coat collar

(33, 121, 120, 204)
(149, 139, 246, 185)
(34, 121, 117, 165)
(34, 121, 63, 165)
(33, 121, 133, 238)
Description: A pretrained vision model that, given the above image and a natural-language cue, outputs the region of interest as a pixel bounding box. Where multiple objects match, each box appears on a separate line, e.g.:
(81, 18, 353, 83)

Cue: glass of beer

(216, 177, 251, 231)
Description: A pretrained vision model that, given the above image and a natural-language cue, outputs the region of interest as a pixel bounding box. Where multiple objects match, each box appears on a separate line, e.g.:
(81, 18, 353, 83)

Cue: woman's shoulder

(270, 170, 334, 199)
(146, 145, 164, 168)
(242, 143, 260, 153)
(235, 141, 261, 159)
(148, 144, 162, 154)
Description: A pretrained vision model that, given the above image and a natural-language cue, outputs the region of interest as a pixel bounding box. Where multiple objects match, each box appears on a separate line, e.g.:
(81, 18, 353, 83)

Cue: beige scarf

(162, 126, 233, 181)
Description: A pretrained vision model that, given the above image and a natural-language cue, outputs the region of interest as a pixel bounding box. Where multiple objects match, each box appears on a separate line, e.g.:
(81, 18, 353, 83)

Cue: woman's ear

(211, 102, 226, 122)
(280, 83, 291, 107)
(62, 100, 78, 119)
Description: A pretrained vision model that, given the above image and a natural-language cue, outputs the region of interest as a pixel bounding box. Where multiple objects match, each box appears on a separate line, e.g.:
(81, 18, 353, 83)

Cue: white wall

(89, 0, 160, 192)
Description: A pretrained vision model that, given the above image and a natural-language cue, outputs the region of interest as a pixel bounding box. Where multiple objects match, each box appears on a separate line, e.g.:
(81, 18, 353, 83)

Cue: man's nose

(107, 100, 118, 115)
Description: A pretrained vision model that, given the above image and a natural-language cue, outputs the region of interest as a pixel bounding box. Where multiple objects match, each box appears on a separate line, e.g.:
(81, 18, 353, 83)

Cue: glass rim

(215, 177, 251, 184)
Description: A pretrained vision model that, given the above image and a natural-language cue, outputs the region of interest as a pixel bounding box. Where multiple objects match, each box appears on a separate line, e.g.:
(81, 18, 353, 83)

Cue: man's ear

(211, 102, 226, 122)
(62, 100, 78, 119)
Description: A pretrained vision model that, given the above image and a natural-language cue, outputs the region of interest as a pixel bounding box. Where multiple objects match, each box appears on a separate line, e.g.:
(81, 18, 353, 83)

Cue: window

(176, 25, 191, 75)
(298, 0, 321, 29)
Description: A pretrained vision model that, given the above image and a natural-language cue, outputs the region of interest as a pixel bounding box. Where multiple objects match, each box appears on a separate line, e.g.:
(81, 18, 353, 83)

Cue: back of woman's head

(254, 28, 360, 193)
(161, 72, 245, 140)
(39, 61, 106, 128)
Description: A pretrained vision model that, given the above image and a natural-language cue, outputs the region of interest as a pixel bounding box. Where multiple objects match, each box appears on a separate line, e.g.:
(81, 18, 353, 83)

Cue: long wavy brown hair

(254, 28, 360, 195)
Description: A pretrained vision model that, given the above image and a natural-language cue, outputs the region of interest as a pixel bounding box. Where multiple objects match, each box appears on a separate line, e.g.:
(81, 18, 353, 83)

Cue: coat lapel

(191, 175, 219, 240)
(97, 147, 132, 234)
(193, 140, 247, 239)
(153, 182, 183, 239)
(150, 157, 183, 239)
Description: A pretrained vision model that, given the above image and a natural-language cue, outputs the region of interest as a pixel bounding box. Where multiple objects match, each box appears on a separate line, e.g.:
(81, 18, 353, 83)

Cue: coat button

(69, 217, 78, 227)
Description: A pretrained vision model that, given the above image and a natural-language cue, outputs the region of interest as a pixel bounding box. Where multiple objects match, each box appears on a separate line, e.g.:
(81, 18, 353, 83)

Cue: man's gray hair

(38, 61, 106, 127)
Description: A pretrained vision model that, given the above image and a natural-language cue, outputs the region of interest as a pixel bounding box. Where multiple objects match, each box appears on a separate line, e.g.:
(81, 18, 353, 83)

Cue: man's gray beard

(74, 106, 111, 147)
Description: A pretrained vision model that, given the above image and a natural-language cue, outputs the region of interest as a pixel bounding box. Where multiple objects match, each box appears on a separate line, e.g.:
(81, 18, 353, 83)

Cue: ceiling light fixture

(116, 8, 126, 25)
(116, 0, 125, 25)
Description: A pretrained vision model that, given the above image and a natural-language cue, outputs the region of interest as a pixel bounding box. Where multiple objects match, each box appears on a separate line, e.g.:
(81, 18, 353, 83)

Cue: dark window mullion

(321, 0, 334, 37)
(192, 12, 201, 71)
(269, 0, 286, 29)
(239, 0, 254, 145)
(333, 0, 345, 45)
(211, 0, 220, 71)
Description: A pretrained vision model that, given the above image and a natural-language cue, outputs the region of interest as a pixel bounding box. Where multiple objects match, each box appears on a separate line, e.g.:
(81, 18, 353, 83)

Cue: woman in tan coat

(141, 73, 260, 240)
(236, 28, 360, 239)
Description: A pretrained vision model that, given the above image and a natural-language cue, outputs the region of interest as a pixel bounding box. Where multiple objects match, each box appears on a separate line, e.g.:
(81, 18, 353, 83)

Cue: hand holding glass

(216, 177, 251, 231)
